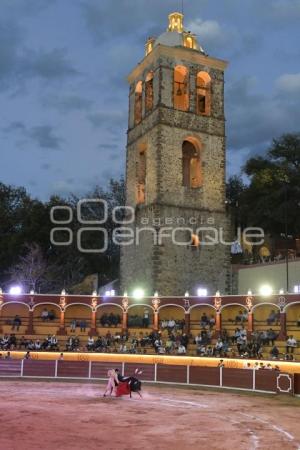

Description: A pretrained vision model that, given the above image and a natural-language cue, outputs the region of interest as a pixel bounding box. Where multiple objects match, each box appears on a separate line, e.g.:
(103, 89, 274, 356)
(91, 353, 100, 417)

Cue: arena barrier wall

(0, 357, 297, 395)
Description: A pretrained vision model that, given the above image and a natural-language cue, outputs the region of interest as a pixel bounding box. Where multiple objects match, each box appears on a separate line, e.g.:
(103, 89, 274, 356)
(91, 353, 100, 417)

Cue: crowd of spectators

(99, 313, 121, 327)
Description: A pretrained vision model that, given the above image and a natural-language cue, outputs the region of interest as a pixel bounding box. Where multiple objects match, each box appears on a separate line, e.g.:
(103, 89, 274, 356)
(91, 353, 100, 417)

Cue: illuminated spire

(167, 12, 184, 33)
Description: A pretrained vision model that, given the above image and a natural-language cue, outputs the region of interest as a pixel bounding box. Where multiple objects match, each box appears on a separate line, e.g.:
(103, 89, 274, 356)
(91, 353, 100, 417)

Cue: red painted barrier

(23, 360, 56, 377)
(0, 359, 295, 395)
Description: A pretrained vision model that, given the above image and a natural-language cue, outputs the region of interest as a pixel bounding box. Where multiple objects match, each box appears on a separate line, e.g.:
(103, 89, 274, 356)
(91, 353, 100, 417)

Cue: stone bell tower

(120, 12, 231, 296)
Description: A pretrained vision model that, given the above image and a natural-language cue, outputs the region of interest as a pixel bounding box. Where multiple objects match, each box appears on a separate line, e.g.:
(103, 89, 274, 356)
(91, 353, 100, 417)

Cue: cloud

(269, 0, 300, 22)
(87, 110, 127, 130)
(42, 94, 93, 112)
(187, 18, 225, 50)
(226, 75, 300, 153)
(3, 121, 63, 150)
(20, 48, 78, 80)
(186, 17, 262, 58)
(3, 121, 26, 133)
(275, 73, 300, 95)
(0, 21, 22, 84)
(0, 18, 78, 91)
(40, 163, 51, 170)
(28, 125, 63, 149)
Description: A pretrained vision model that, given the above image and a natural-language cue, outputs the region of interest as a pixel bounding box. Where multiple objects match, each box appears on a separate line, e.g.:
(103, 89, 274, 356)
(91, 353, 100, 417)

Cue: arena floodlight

(197, 288, 207, 297)
(30, 290, 35, 295)
(259, 285, 273, 296)
(154, 291, 159, 297)
(9, 285, 22, 295)
(293, 285, 299, 293)
(61, 289, 66, 296)
(104, 290, 111, 297)
(247, 289, 252, 296)
(184, 291, 189, 297)
(132, 288, 144, 300)
(123, 291, 128, 298)
(279, 288, 284, 294)
(92, 290, 98, 297)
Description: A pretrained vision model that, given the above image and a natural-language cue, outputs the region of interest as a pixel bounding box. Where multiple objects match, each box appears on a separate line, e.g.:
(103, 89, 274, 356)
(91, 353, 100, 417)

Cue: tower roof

(145, 12, 205, 56)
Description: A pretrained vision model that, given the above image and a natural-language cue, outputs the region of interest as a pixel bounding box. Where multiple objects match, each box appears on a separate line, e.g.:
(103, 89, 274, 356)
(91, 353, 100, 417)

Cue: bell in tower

(120, 12, 231, 297)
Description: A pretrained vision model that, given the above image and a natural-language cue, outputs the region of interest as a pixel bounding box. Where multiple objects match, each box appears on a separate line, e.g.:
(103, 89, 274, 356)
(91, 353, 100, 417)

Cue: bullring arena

(1, 291, 300, 449)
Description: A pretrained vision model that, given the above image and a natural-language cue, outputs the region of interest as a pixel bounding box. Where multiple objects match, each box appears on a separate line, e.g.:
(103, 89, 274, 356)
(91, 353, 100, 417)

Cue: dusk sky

(1, 0, 300, 200)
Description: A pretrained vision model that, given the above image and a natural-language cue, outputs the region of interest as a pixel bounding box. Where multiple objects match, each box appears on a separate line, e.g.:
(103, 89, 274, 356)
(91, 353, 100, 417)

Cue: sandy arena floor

(0, 380, 299, 450)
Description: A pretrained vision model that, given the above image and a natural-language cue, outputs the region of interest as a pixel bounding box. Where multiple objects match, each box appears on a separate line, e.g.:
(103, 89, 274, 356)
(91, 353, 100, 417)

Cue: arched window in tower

(145, 71, 154, 113)
(182, 139, 202, 188)
(136, 144, 147, 204)
(184, 35, 194, 49)
(196, 71, 211, 116)
(134, 81, 143, 125)
(174, 65, 189, 111)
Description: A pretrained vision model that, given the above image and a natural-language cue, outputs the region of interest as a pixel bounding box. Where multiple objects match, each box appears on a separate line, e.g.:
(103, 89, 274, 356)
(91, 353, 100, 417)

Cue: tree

(0, 177, 126, 293)
(242, 133, 300, 236)
(7, 243, 47, 292)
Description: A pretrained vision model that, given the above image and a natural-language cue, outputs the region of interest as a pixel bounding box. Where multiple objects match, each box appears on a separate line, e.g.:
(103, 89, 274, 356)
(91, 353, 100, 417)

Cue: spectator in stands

(200, 313, 209, 328)
(214, 339, 223, 356)
(79, 320, 87, 332)
(48, 309, 56, 321)
(11, 315, 21, 331)
(87, 336, 95, 351)
(49, 335, 58, 351)
(154, 337, 162, 353)
(24, 351, 30, 359)
(167, 318, 176, 331)
(196, 344, 206, 356)
(177, 344, 186, 355)
(270, 345, 279, 359)
(34, 340, 41, 350)
(9, 334, 17, 349)
(142, 308, 150, 328)
(161, 320, 168, 329)
(286, 335, 297, 353)
(218, 359, 224, 368)
(41, 308, 49, 321)
(195, 333, 202, 345)
(176, 319, 185, 330)
(70, 319, 77, 332)
(267, 329, 277, 346)
(19, 336, 27, 349)
(165, 338, 174, 354)
(235, 310, 247, 324)
(5, 351, 12, 360)
(180, 333, 189, 348)
(267, 310, 279, 326)
(209, 315, 215, 330)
